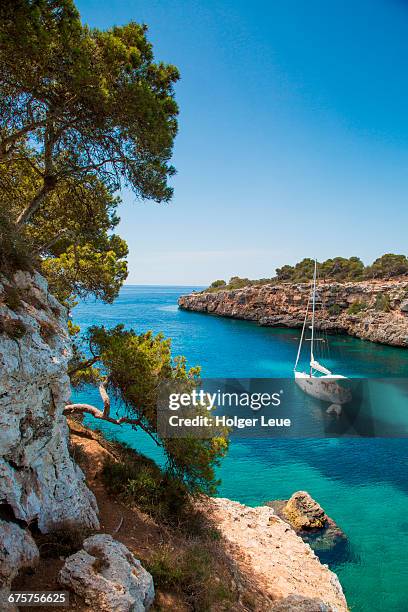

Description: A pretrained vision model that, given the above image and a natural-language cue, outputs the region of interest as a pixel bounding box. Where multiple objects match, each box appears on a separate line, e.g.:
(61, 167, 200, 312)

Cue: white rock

(0, 519, 39, 585)
(0, 272, 99, 544)
(0, 519, 39, 609)
(59, 534, 154, 611)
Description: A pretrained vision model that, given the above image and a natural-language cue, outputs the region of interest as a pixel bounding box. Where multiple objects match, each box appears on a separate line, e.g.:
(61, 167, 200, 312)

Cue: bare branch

(64, 381, 161, 446)
(100, 378, 110, 418)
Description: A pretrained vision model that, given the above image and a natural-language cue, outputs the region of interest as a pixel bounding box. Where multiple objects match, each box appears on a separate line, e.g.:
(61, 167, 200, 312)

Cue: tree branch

(16, 180, 54, 227)
(38, 228, 67, 252)
(0, 120, 45, 159)
(68, 355, 100, 376)
(99, 378, 110, 418)
(64, 382, 161, 446)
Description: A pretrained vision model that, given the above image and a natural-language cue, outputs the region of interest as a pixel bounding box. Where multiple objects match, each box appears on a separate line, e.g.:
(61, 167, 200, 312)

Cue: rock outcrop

(59, 534, 155, 612)
(199, 497, 348, 611)
(281, 491, 327, 531)
(267, 492, 348, 563)
(178, 279, 408, 346)
(0, 271, 99, 596)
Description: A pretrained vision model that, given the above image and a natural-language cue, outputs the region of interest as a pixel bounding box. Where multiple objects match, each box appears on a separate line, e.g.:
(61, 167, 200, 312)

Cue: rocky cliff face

(0, 270, 99, 599)
(179, 279, 408, 347)
(200, 497, 348, 611)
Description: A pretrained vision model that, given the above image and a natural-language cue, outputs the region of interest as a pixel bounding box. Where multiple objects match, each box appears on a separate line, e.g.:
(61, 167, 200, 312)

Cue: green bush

(146, 543, 234, 610)
(374, 292, 391, 312)
(347, 300, 368, 315)
(365, 254, 408, 279)
(102, 454, 188, 522)
(328, 303, 342, 316)
(0, 212, 36, 275)
(210, 279, 226, 289)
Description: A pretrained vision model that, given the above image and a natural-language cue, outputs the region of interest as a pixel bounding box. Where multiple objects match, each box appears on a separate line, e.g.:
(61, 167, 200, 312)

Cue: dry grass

(34, 521, 94, 559)
(0, 315, 27, 339)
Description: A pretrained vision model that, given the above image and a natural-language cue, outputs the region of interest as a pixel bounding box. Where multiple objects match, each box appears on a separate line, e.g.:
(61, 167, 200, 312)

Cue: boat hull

(295, 372, 352, 405)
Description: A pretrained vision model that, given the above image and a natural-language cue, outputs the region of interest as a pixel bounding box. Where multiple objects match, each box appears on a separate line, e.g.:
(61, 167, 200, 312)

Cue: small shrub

(0, 316, 27, 339)
(35, 522, 92, 558)
(22, 291, 47, 311)
(374, 292, 391, 312)
(69, 442, 87, 466)
(0, 211, 36, 274)
(328, 303, 342, 316)
(209, 279, 226, 289)
(146, 543, 234, 609)
(50, 304, 61, 317)
(146, 545, 185, 588)
(38, 319, 57, 343)
(3, 285, 22, 311)
(347, 300, 368, 315)
(102, 455, 188, 523)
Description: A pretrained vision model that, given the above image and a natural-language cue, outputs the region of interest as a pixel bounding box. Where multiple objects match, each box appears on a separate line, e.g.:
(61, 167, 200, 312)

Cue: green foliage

(0, 0, 179, 304)
(146, 543, 234, 610)
(0, 0, 179, 210)
(229, 275, 259, 289)
(347, 300, 368, 315)
(365, 254, 408, 279)
(374, 292, 391, 312)
(210, 279, 226, 288)
(275, 264, 295, 281)
(89, 325, 228, 495)
(328, 303, 342, 316)
(207, 254, 406, 292)
(320, 256, 364, 281)
(41, 238, 128, 305)
(276, 257, 364, 283)
(102, 454, 188, 521)
(0, 211, 36, 275)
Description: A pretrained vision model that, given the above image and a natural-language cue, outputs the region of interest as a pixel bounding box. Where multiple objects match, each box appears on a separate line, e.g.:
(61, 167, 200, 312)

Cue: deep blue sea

(73, 286, 408, 612)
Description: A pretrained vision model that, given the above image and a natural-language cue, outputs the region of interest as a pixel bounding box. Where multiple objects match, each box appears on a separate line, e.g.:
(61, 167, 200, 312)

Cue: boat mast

(310, 258, 317, 376)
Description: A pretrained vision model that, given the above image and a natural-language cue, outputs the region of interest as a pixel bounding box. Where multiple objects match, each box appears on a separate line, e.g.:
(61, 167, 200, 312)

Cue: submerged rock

(59, 534, 154, 612)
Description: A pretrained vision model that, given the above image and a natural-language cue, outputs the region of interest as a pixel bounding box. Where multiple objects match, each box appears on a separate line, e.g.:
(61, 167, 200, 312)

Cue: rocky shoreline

(178, 279, 408, 347)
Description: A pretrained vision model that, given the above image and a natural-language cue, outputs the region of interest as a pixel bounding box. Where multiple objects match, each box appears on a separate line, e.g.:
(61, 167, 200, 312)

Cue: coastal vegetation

(0, 0, 227, 499)
(205, 254, 408, 292)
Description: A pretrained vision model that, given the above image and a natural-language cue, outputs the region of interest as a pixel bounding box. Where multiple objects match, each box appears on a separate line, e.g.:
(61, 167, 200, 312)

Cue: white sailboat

(294, 259, 351, 407)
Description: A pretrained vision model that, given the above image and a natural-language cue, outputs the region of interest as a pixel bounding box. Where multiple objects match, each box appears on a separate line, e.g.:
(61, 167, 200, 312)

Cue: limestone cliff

(0, 270, 99, 599)
(178, 279, 408, 347)
(200, 497, 348, 611)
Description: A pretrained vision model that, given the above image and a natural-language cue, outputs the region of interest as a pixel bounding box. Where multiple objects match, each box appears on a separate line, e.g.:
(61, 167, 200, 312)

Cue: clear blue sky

(77, 0, 408, 285)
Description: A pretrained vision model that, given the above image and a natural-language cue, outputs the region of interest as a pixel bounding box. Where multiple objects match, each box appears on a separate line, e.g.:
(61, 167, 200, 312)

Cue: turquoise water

(73, 286, 408, 612)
